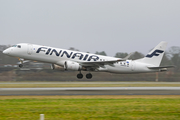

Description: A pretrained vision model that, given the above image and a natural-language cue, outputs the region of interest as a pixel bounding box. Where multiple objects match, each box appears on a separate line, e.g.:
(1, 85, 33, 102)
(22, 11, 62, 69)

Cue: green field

(0, 96, 180, 120)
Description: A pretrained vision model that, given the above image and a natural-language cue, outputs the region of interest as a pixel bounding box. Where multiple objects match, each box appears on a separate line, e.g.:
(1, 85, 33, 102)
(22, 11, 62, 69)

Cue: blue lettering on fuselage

(83, 54, 89, 61)
(36, 47, 99, 61)
(46, 48, 51, 55)
(61, 51, 73, 58)
(87, 55, 99, 61)
(50, 49, 62, 56)
(72, 53, 84, 60)
(36, 47, 47, 53)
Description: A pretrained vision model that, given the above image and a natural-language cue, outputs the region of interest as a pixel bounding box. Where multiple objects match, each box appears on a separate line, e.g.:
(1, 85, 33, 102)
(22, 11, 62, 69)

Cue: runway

(1, 87, 180, 95)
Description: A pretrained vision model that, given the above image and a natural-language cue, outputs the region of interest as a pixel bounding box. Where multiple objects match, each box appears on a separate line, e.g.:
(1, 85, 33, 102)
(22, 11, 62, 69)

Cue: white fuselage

(3, 43, 157, 73)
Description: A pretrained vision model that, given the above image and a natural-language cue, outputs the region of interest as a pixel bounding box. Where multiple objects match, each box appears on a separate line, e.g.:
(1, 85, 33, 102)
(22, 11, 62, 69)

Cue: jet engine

(64, 61, 82, 71)
(51, 64, 64, 70)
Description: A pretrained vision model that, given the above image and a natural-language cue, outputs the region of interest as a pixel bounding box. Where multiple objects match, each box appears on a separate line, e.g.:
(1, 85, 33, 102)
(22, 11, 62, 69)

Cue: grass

(0, 95, 180, 120)
(1, 83, 180, 88)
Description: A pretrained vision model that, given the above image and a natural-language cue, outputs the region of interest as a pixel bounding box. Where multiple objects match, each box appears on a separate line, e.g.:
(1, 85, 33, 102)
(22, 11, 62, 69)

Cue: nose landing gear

(18, 58, 24, 68)
(19, 64, 23, 68)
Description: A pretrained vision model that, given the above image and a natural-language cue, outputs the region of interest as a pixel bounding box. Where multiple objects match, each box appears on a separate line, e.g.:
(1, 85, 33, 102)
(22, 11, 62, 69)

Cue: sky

(0, 0, 180, 56)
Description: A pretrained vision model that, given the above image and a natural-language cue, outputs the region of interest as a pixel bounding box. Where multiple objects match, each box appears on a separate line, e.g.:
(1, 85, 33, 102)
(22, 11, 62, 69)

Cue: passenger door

(27, 44, 33, 55)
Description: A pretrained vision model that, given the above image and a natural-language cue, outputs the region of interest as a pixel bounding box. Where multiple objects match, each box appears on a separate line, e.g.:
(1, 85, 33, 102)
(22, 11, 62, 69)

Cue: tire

(19, 64, 23, 68)
(86, 73, 92, 79)
(77, 73, 83, 79)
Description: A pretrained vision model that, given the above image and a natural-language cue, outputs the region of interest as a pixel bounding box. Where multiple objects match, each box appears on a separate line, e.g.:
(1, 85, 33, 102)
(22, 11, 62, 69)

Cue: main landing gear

(86, 73, 92, 79)
(77, 72, 83, 79)
(77, 72, 92, 79)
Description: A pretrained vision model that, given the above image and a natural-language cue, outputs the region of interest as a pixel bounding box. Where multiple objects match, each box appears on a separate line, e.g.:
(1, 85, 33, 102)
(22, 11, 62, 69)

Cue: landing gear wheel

(19, 64, 23, 68)
(77, 73, 83, 79)
(18, 58, 24, 68)
(86, 73, 92, 79)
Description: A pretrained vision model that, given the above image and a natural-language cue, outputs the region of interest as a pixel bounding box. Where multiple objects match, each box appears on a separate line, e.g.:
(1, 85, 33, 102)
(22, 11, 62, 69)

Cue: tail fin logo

(146, 50, 164, 58)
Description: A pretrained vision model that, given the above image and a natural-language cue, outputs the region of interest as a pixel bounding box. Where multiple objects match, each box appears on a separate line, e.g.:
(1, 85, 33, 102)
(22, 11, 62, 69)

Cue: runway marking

(1, 87, 180, 96)
(1, 87, 180, 91)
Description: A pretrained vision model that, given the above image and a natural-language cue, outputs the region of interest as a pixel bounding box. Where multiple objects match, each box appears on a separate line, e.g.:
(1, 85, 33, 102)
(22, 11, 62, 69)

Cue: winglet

(124, 52, 134, 60)
(118, 52, 134, 61)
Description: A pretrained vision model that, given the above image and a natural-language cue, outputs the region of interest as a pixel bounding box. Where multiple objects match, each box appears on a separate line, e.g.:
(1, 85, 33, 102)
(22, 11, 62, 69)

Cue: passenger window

(17, 45, 21, 48)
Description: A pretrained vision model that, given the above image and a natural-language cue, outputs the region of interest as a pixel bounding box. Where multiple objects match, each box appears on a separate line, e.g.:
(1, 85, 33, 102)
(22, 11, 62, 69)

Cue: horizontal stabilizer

(147, 65, 175, 69)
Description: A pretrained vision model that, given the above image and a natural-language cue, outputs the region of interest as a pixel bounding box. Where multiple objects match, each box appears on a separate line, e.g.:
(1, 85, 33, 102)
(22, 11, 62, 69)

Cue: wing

(79, 52, 133, 68)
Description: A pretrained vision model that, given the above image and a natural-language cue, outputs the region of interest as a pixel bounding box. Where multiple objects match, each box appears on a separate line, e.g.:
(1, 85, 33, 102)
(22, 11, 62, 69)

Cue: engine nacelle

(64, 61, 82, 71)
(51, 64, 64, 70)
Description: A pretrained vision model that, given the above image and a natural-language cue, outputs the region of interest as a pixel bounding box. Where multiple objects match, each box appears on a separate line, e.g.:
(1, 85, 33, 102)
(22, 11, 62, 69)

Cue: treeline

(0, 68, 178, 82)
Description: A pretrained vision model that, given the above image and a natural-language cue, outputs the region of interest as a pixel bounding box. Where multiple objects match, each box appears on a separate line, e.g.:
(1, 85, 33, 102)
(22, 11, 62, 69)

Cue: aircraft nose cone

(3, 49, 9, 55)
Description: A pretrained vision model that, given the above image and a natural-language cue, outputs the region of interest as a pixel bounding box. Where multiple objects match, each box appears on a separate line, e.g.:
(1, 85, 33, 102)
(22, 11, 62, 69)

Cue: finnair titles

(3, 41, 174, 79)
(36, 47, 100, 61)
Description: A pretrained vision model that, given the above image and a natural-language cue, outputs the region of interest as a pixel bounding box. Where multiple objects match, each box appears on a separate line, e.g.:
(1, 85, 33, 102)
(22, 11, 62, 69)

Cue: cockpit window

(12, 45, 21, 48)
(12, 45, 17, 47)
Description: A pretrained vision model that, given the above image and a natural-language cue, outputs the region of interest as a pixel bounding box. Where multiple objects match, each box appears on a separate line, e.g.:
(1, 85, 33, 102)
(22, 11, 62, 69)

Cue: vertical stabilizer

(137, 41, 167, 67)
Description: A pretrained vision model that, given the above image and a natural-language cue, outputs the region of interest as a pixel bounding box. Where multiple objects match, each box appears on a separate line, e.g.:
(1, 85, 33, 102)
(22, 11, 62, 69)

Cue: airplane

(3, 41, 174, 79)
